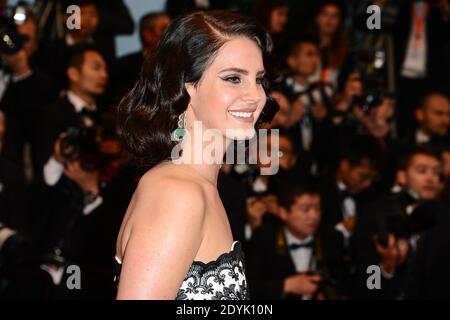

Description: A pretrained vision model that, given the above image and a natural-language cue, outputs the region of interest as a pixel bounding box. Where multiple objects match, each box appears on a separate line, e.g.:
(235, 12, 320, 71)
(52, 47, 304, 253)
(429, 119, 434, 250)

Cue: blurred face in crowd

(315, 4, 341, 36)
(270, 5, 288, 34)
(17, 18, 38, 57)
(68, 51, 108, 98)
(339, 158, 379, 194)
(278, 135, 297, 171)
(399, 154, 442, 200)
(69, 4, 99, 40)
(287, 43, 320, 78)
(279, 194, 321, 240)
(270, 91, 290, 128)
(141, 15, 171, 49)
(416, 94, 450, 137)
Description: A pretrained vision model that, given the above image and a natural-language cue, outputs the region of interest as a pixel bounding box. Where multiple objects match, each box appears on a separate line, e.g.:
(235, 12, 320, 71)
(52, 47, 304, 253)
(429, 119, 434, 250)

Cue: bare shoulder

(116, 165, 209, 299)
(135, 165, 207, 217)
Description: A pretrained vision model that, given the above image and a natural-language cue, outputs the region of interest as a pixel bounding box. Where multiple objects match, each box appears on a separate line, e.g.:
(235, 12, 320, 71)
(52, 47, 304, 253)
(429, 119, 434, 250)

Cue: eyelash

(222, 75, 267, 86)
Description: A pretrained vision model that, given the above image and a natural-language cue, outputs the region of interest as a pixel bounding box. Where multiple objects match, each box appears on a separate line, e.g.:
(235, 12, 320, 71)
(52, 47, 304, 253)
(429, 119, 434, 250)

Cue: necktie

(288, 240, 314, 251)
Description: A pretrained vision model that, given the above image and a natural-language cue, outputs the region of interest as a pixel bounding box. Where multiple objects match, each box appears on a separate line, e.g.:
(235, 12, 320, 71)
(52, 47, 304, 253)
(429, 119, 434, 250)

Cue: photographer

(35, 44, 107, 182)
(276, 35, 337, 177)
(246, 183, 349, 300)
(0, 5, 57, 174)
(353, 146, 444, 299)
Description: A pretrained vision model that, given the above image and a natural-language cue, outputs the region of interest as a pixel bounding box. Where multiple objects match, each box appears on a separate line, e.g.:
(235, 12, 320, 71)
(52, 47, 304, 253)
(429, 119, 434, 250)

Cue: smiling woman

(114, 10, 278, 300)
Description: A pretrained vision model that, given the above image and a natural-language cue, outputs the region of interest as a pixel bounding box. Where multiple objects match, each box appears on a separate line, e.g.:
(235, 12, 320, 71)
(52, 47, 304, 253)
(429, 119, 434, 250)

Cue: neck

(293, 74, 309, 86)
(286, 225, 311, 242)
(69, 87, 95, 106)
(177, 120, 232, 186)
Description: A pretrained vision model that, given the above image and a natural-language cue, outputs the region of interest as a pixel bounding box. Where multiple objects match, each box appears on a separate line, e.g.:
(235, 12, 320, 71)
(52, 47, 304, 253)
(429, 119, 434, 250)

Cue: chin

(225, 126, 257, 141)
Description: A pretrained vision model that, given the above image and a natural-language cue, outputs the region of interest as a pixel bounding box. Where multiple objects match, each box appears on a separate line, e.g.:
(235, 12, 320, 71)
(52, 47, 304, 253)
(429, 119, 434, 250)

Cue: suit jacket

(352, 191, 435, 299)
(246, 218, 349, 299)
(0, 156, 27, 230)
(0, 69, 58, 170)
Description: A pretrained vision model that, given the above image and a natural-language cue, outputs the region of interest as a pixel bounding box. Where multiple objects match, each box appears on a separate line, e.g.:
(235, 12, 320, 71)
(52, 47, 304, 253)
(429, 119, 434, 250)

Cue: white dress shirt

(284, 228, 315, 273)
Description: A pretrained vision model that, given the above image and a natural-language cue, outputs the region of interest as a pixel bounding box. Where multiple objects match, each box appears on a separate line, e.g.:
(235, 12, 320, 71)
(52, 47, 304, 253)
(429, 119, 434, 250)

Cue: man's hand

(374, 234, 409, 275)
(262, 194, 278, 216)
(342, 215, 357, 233)
(2, 50, 31, 77)
(283, 273, 322, 296)
(53, 133, 67, 164)
(246, 196, 268, 230)
(287, 97, 305, 127)
(63, 160, 99, 194)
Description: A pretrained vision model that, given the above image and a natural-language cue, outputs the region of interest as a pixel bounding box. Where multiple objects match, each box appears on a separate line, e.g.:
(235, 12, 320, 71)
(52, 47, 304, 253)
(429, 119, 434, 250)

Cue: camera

(350, 89, 387, 114)
(293, 81, 335, 112)
(0, 3, 29, 55)
(59, 126, 102, 172)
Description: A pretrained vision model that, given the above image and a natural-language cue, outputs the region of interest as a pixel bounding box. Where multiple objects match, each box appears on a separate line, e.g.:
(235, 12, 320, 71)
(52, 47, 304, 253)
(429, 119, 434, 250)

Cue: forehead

(425, 95, 450, 110)
(207, 37, 264, 72)
(294, 194, 320, 205)
(83, 51, 105, 64)
(410, 154, 440, 167)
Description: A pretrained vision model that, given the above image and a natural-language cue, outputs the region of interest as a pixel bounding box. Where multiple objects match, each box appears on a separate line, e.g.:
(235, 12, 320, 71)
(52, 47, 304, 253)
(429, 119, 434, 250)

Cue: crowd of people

(0, 0, 449, 299)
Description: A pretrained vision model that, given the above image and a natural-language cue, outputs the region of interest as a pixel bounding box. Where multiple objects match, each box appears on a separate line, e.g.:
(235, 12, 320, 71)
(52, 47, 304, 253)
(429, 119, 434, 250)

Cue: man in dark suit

(35, 44, 108, 180)
(398, 91, 450, 152)
(353, 146, 444, 299)
(246, 183, 349, 300)
(112, 12, 171, 102)
(0, 8, 58, 174)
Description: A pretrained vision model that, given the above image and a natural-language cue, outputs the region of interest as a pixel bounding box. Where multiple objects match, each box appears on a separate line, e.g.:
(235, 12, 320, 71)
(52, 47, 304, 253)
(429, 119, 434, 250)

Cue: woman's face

(316, 4, 341, 36)
(186, 37, 267, 141)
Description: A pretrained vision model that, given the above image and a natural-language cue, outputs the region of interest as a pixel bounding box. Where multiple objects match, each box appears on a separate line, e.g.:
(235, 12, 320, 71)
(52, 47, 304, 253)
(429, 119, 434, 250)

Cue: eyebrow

(219, 67, 266, 76)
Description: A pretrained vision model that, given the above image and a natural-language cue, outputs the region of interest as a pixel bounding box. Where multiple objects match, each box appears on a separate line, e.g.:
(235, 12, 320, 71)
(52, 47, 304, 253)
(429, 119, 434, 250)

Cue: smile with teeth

(228, 111, 254, 118)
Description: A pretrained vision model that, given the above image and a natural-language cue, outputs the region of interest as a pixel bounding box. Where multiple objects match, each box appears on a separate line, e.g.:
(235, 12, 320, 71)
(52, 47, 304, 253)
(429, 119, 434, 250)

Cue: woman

(114, 10, 278, 299)
(307, 1, 348, 86)
(252, 0, 290, 71)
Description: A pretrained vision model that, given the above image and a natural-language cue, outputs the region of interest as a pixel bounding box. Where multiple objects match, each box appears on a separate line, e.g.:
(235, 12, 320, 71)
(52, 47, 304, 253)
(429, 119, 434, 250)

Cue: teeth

(228, 111, 253, 118)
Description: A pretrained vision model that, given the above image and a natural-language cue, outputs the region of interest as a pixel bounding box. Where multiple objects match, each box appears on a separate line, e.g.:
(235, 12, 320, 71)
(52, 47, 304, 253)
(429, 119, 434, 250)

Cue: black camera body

(0, 4, 29, 55)
(59, 125, 101, 172)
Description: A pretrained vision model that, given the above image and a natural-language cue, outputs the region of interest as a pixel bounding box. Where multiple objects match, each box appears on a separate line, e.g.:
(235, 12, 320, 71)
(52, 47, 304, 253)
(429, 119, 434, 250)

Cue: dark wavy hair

(117, 10, 279, 170)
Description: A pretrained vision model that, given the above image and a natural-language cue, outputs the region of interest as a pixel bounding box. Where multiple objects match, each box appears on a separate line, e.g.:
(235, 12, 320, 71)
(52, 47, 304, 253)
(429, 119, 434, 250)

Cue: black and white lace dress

(114, 241, 249, 300)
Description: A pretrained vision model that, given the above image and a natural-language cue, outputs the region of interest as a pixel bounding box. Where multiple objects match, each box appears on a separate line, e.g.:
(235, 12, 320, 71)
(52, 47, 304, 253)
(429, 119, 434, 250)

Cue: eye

(257, 76, 268, 86)
(223, 76, 241, 84)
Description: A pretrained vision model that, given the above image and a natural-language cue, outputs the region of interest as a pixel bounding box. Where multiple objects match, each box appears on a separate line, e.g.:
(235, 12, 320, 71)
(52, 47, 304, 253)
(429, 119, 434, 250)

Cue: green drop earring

(172, 111, 187, 141)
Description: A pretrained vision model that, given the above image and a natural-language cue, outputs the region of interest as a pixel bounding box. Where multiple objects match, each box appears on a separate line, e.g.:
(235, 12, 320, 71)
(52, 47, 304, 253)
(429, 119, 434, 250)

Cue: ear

(396, 170, 407, 186)
(339, 159, 350, 173)
(141, 29, 154, 45)
(67, 67, 80, 84)
(287, 55, 296, 69)
(278, 206, 289, 222)
(415, 108, 424, 123)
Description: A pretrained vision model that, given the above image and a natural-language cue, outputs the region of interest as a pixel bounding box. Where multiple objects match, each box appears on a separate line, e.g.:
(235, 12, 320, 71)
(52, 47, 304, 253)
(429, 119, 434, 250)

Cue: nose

(243, 81, 263, 105)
